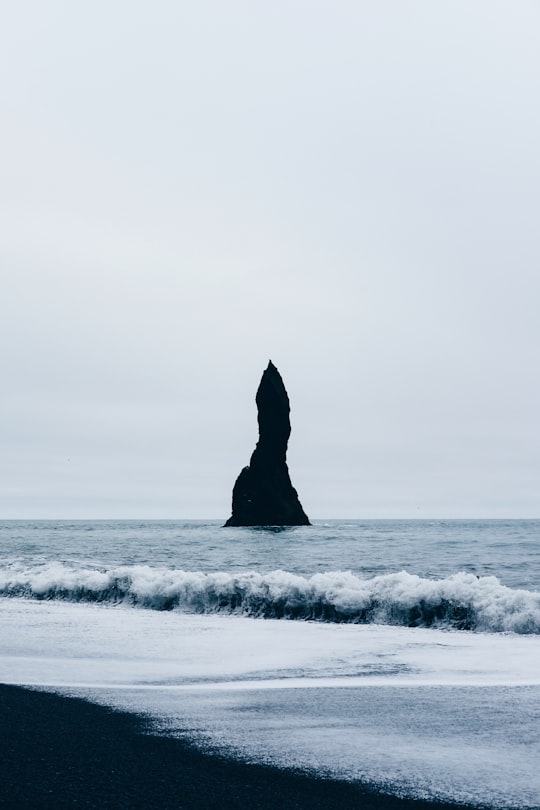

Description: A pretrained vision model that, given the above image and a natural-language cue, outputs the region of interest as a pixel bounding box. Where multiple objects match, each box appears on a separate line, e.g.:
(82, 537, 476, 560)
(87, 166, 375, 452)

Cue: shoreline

(0, 683, 470, 810)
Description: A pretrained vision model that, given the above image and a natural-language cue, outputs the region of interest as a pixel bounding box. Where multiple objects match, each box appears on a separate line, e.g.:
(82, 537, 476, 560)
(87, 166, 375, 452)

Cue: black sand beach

(0, 684, 470, 809)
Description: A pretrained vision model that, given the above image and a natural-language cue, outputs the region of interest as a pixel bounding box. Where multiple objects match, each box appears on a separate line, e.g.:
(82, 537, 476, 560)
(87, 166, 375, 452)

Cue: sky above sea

(1, 2, 539, 519)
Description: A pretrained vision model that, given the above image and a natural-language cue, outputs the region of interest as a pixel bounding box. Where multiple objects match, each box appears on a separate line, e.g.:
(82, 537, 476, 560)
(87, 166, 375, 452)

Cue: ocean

(1, 519, 539, 808)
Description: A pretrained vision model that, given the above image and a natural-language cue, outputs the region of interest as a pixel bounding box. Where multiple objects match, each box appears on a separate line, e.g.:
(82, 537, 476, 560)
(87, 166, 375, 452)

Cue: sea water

(1, 519, 539, 807)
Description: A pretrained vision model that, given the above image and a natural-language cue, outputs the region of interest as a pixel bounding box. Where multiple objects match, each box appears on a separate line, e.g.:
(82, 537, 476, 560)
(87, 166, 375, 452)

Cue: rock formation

(224, 361, 310, 527)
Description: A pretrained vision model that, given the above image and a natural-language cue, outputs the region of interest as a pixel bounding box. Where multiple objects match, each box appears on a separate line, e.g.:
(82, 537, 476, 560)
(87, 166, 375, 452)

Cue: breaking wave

(1, 564, 539, 634)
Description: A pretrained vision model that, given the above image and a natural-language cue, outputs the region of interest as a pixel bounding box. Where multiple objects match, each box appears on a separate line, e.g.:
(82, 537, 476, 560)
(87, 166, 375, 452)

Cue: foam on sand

(1, 598, 539, 808)
(4, 520, 539, 806)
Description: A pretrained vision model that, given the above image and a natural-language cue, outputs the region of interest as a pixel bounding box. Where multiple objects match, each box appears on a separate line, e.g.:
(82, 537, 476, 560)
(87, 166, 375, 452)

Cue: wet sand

(0, 684, 469, 809)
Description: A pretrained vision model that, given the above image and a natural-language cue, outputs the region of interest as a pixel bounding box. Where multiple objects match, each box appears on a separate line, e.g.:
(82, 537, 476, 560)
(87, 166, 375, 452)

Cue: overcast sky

(1, 1, 539, 519)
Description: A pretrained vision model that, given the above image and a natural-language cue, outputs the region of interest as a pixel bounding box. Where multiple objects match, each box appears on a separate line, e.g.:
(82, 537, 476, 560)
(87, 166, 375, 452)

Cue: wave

(1, 564, 539, 633)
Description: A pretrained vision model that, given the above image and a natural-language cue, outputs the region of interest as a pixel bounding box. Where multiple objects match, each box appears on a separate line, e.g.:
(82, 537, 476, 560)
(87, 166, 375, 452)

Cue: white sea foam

(1, 598, 540, 808)
(2, 597, 540, 688)
(3, 521, 539, 806)
(1, 563, 539, 633)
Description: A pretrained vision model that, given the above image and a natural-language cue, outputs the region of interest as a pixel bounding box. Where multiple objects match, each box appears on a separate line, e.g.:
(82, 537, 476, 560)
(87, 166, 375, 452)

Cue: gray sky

(1, 1, 539, 518)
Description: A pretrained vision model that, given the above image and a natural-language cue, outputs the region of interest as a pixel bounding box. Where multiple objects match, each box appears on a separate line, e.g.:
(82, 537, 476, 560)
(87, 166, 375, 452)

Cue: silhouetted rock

(224, 361, 310, 527)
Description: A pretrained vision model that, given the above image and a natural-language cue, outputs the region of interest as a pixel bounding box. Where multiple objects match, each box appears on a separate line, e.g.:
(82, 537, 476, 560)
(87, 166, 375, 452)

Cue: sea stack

(224, 361, 310, 527)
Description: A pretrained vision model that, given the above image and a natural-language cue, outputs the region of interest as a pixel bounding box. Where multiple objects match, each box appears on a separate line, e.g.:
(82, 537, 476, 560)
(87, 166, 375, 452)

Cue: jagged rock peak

(255, 361, 291, 455)
(224, 361, 310, 527)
